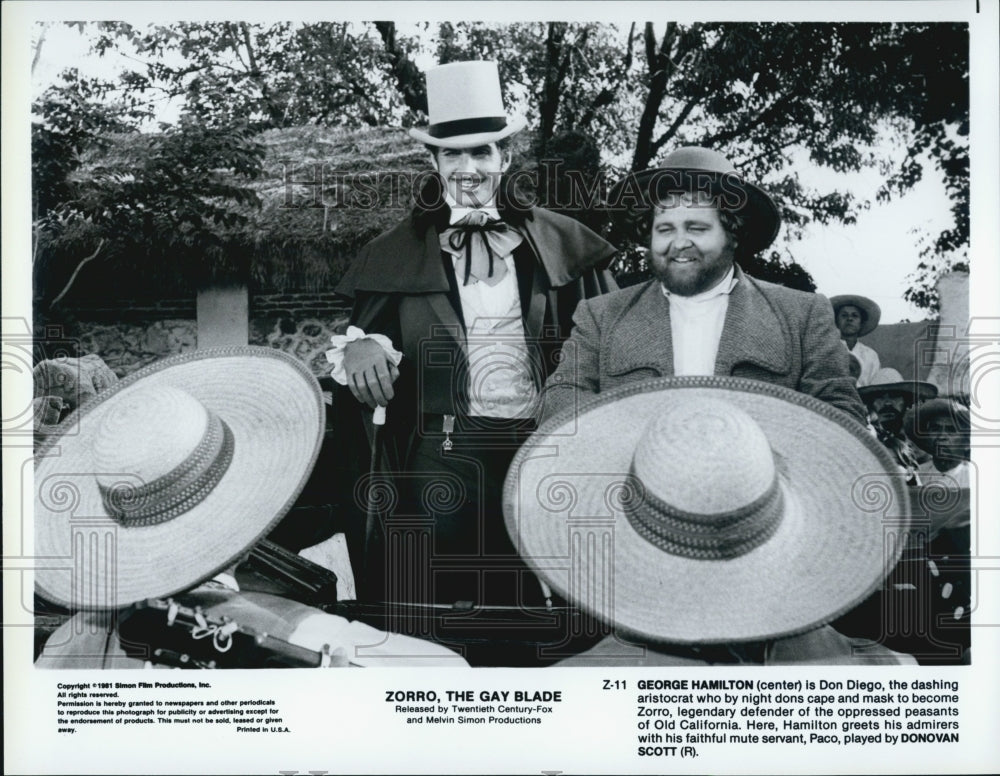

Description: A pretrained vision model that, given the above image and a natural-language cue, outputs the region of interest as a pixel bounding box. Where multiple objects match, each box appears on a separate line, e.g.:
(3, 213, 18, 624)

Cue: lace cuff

(325, 326, 403, 386)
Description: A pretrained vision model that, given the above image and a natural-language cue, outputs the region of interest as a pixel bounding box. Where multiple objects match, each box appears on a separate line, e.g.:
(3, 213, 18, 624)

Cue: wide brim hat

(857, 367, 938, 405)
(34, 347, 325, 610)
(903, 397, 971, 455)
(830, 294, 882, 337)
(408, 60, 526, 149)
(606, 146, 781, 254)
(504, 376, 909, 644)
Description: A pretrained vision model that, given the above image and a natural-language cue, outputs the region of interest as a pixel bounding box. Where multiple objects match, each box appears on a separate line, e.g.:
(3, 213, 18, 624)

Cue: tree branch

(644, 23, 657, 73)
(50, 239, 104, 308)
(700, 92, 797, 149)
(32, 22, 50, 74)
(651, 95, 702, 155)
(624, 21, 636, 73)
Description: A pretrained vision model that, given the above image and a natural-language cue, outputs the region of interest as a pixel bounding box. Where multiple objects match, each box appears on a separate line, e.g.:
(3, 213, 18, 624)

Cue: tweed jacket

(336, 203, 617, 420)
(541, 267, 867, 425)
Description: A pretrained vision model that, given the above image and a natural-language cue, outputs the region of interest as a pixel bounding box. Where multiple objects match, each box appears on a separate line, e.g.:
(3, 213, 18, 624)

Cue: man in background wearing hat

(831, 294, 882, 387)
(907, 397, 972, 487)
(330, 61, 616, 629)
(540, 146, 866, 426)
(834, 396, 973, 665)
(858, 367, 937, 483)
(903, 396, 972, 663)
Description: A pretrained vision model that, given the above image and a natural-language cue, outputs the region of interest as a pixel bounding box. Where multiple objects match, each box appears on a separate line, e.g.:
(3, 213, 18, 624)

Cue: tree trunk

(375, 22, 428, 116)
(536, 23, 569, 159)
(631, 23, 676, 171)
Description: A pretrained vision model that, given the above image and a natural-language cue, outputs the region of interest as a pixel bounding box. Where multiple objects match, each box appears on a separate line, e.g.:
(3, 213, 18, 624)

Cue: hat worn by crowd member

(857, 367, 938, 405)
(903, 397, 971, 455)
(504, 376, 909, 644)
(408, 60, 527, 149)
(607, 146, 781, 254)
(34, 347, 325, 610)
(830, 294, 882, 337)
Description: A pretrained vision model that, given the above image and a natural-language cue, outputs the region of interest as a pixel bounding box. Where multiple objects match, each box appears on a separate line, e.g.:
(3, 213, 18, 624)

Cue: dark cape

(317, 175, 618, 606)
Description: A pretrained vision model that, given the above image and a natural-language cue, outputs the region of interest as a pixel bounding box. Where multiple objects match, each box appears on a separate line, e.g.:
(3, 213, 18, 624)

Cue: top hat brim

(607, 167, 781, 254)
(34, 347, 325, 610)
(409, 115, 526, 149)
(830, 295, 882, 337)
(504, 376, 908, 645)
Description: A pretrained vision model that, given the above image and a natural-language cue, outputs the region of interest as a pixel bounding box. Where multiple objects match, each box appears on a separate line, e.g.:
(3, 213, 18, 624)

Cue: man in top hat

(330, 61, 616, 624)
(504, 376, 916, 665)
(858, 367, 937, 483)
(539, 146, 866, 426)
(830, 294, 882, 387)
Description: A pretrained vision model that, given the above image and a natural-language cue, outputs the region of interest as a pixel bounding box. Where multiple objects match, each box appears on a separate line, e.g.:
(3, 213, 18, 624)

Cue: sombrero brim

(858, 381, 938, 403)
(830, 295, 882, 337)
(409, 115, 527, 149)
(504, 376, 909, 644)
(606, 168, 780, 254)
(34, 347, 325, 610)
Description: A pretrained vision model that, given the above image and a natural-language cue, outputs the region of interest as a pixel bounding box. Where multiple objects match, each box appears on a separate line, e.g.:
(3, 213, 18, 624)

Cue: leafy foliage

(34, 21, 967, 306)
(33, 80, 265, 304)
(90, 22, 407, 129)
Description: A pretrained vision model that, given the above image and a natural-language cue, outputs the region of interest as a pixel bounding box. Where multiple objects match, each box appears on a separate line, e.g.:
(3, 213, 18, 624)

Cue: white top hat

(409, 60, 526, 149)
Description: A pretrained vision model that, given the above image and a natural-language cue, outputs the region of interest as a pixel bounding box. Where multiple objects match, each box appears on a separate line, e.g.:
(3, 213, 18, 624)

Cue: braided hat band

(504, 376, 910, 644)
(35, 347, 325, 610)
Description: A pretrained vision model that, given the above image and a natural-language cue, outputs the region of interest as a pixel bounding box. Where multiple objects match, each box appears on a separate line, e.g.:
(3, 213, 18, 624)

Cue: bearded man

(540, 146, 866, 425)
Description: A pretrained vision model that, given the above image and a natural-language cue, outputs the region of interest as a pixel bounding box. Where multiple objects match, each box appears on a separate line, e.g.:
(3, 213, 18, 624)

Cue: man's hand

(342, 338, 400, 408)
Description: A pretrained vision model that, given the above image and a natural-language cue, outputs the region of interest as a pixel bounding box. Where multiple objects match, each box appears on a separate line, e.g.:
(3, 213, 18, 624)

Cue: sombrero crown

(34, 347, 324, 609)
(409, 60, 526, 149)
(505, 377, 909, 644)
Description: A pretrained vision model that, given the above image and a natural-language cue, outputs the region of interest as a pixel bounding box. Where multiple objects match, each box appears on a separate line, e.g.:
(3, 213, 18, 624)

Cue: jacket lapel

(511, 243, 548, 341)
(714, 269, 790, 376)
(605, 282, 674, 377)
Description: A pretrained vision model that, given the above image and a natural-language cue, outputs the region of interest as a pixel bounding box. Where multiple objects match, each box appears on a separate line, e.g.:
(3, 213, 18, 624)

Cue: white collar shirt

(444, 192, 500, 225)
(661, 266, 739, 376)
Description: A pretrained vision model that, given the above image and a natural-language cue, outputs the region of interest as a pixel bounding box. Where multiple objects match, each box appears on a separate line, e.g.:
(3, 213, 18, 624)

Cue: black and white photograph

(4, 1, 999, 773)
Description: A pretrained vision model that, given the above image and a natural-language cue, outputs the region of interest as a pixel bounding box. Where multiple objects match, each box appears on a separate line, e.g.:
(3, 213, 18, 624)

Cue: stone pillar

(196, 283, 249, 348)
(925, 271, 970, 397)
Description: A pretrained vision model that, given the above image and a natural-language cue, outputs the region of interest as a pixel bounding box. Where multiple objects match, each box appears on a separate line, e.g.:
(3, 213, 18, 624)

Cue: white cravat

(444, 191, 500, 225)
(662, 267, 738, 376)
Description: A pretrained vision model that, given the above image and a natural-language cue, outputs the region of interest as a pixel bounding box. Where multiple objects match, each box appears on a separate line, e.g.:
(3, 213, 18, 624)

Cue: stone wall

(76, 319, 198, 377)
(64, 291, 351, 378)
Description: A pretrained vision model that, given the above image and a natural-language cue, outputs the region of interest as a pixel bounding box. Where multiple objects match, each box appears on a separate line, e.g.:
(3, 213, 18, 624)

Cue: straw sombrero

(857, 367, 938, 406)
(34, 347, 325, 610)
(606, 147, 781, 254)
(830, 295, 881, 337)
(504, 376, 909, 644)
